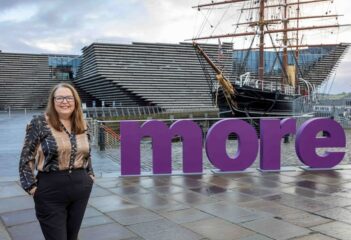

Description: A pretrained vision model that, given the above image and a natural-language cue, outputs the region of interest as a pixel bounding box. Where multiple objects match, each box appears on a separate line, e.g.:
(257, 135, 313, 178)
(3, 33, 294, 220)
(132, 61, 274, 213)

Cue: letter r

(260, 118, 296, 171)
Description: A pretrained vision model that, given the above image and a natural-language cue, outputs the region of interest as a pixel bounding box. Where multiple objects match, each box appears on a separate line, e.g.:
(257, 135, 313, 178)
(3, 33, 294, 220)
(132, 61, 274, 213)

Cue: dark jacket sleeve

(19, 117, 40, 193)
(86, 150, 94, 176)
(85, 123, 95, 176)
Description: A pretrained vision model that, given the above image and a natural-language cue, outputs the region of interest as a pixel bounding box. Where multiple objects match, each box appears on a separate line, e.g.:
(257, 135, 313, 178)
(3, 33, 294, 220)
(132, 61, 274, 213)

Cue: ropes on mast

(195, 1, 215, 40)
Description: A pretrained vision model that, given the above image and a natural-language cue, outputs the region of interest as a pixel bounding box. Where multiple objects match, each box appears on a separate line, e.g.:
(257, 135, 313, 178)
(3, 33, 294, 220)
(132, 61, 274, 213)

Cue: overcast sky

(0, 0, 350, 93)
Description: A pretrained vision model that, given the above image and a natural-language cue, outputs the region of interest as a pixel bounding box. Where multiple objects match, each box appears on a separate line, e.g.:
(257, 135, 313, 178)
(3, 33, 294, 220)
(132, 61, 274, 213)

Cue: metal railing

(83, 106, 219, 118)
(236, 72, 299, 96)
(92, 115, 317, 151)
(293, 96, 351, 129)
(93, 117, 216, 150)
(0, 107, 44, 118)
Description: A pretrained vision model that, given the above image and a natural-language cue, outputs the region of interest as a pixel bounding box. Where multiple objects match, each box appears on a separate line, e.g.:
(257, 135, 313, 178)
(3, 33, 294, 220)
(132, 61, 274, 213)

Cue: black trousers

(34, 169, 93, 240)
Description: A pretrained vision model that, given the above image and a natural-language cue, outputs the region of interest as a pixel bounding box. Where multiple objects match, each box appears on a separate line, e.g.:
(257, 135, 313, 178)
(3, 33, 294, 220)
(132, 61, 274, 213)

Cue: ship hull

(216, 84, 299, 118)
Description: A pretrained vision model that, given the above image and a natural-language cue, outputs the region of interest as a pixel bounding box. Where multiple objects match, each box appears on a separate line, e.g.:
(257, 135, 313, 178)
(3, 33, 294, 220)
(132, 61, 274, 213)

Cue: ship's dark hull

(216, 84, 299, 118)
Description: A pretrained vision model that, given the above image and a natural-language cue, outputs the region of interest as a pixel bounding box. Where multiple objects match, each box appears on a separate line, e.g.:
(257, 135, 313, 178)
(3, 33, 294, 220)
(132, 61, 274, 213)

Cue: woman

(19, 83, 95, 240)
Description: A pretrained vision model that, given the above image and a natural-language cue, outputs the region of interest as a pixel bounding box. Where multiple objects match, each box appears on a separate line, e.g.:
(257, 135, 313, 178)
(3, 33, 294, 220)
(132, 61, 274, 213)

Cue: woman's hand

(29, 186, 37, 196)
(89, 175, 95, 182)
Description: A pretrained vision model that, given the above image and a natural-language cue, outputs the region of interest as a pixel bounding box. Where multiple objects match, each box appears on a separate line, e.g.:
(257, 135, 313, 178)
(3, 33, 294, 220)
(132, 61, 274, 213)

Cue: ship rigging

(189, 0, 351, 117)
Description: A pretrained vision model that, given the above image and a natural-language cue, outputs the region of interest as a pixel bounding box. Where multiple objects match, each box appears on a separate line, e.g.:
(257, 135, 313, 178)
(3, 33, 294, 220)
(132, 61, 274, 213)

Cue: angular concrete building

(73, 42, 233, 110)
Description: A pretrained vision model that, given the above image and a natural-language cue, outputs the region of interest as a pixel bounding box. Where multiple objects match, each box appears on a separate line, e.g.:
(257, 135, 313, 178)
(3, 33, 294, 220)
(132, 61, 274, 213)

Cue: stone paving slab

(291, 233, 337, 240)
(237, 235, 273, 240)
(280, 186, 330, 198)
(241, 218, 311, 240)
(80, 215, 114, 229)
(0, 196, 34, 215)
(79, 222, 136, 240)
(167, 191, 219, 206)
(127, 219, 203, 240)
(83, 207, 104, 218)
(212, 191, 260, 203)
(6, 221, 44, 240)
(0, 182, 26, 199)
(311, 221, 351, 240)
(106, 207, 163, 225)
(124, 192, 189, 211)
(263, 193, 336, 212)
(88, 195, 137, 213)
(315, 207, 351, 224)
(237, 199, 305, 218)
(159, 208, 212, 224)
(195, 201, 271, 224)
(183, 218, 255, 240)
(0, 219, 11, 240)
(0, 209, 36, 227)
(280, 212, 332, 228)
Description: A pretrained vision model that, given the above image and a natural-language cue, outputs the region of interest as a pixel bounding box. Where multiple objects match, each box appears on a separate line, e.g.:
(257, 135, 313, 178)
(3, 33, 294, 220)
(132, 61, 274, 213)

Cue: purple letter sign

(295, 118, 346, 168)
(120, 117, 347, 175)
(120, 120, 203, 175)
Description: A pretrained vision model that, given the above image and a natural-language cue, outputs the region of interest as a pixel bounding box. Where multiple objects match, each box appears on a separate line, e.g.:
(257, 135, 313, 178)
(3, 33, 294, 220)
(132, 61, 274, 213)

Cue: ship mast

(283, 0, 288, 85)
(295, 0, 300, 90)
(259, 0, 265, 84)
(296, 0, 300, 62)
(193, 42, 237, 113)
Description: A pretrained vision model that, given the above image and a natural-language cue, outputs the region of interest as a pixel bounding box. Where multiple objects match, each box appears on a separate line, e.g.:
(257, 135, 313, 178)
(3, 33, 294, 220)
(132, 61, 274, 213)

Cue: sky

(0, 0, 350, 93)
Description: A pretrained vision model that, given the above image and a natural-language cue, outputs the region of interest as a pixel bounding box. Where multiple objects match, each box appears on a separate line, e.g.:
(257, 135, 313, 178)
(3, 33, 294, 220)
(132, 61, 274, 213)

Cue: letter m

(120, 120, 203, 175)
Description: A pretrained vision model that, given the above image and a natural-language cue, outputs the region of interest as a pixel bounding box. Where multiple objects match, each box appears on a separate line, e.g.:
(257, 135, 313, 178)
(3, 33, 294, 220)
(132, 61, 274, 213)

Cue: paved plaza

(1, 112, 351, 239)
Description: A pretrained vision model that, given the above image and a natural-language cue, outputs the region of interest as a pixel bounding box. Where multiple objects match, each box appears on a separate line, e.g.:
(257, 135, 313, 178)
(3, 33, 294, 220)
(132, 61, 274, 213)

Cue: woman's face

(54, 87, 75, 119)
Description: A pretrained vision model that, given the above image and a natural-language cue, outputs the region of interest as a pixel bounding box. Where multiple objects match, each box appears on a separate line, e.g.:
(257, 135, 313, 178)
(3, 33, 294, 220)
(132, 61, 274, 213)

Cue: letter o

(205, 119, 258, 171)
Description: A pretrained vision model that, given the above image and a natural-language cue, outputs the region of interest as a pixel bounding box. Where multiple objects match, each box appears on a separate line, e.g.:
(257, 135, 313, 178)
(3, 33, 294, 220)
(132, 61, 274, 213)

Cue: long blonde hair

(46, 83, 86, 134)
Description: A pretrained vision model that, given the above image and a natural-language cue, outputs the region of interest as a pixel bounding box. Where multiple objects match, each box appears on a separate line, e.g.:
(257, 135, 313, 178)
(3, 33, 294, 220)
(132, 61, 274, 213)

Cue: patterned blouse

(19, 115, 94, 193)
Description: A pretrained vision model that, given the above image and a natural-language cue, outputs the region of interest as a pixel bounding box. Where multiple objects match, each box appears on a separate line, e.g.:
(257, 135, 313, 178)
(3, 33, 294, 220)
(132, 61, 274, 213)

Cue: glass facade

(48, 56, 81, 80)
(233, 46, 334, 75)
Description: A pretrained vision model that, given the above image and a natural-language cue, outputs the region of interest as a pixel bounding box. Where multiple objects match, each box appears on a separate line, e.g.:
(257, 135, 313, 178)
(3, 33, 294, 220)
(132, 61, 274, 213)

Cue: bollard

(322, 116, 334, 137)
(98, 125, 106, 151)
(283, 134, 289, 143)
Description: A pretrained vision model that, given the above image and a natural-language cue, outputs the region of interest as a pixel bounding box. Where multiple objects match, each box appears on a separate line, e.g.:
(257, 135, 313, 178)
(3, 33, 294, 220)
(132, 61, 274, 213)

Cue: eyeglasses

(54, 96, 75, 103)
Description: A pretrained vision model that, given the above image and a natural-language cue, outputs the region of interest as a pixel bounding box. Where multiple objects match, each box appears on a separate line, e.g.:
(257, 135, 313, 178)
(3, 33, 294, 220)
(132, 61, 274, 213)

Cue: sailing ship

(189, 0, 350, 118)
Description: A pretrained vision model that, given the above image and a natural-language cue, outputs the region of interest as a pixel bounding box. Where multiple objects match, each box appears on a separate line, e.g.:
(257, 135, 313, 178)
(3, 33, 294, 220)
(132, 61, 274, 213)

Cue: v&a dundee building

(0, 42, 349, 111)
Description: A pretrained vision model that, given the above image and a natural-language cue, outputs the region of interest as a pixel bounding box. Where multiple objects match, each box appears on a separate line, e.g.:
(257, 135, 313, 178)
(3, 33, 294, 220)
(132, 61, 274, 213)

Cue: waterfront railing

(83, 106, 219, 119)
